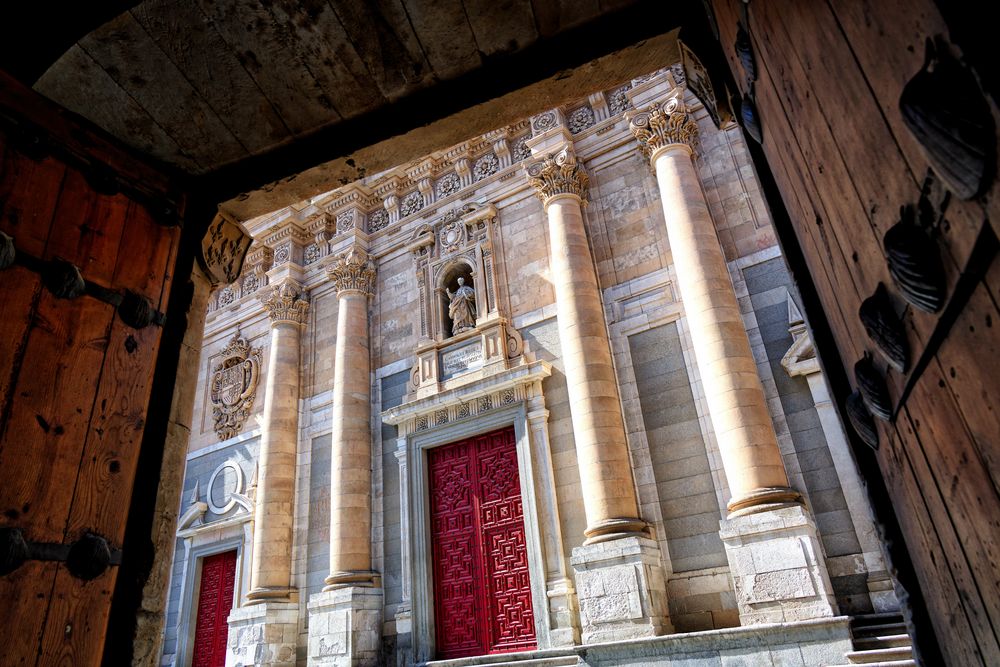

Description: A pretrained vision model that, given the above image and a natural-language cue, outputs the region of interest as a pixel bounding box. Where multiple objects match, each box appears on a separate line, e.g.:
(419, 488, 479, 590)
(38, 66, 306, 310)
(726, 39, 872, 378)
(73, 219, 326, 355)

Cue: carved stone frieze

(260, 280, 310, 325)
(328, 247, 377, 296)
(627, 95, 700, 158)
(368, 208, 389, 232)
(210, 335, 262, 441)
(435, 172, 461, 198)
(525, 147, 589, 202)
(473, 153, 499, 181)
(567, 106, 596, 134)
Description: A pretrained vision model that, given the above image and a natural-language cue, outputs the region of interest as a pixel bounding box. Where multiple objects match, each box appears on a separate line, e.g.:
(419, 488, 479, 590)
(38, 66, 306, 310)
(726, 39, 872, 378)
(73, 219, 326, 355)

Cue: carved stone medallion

(210, 335, 262, 441)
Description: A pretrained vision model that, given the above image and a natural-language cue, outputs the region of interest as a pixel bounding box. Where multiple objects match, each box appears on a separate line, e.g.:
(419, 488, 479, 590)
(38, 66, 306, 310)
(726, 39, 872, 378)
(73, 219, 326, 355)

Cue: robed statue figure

(446, 277, 477, 335)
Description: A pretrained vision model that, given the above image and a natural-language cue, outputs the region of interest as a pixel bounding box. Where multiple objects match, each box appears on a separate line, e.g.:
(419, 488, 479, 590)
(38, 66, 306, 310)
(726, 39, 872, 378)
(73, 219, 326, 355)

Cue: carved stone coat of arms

(210, 335, 262, 441)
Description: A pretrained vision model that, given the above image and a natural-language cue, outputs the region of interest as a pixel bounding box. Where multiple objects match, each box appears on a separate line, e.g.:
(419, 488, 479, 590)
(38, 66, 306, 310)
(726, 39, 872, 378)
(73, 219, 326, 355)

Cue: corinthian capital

(627, 95, 699, 159)
(328, 247, 377, 296)
(260, 280, 310, 325)
(525, 146, 588, 203)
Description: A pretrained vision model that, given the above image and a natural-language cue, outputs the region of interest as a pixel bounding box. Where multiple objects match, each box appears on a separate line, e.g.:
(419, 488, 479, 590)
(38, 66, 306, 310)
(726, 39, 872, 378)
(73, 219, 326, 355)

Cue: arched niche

(436, 260, 477, 338)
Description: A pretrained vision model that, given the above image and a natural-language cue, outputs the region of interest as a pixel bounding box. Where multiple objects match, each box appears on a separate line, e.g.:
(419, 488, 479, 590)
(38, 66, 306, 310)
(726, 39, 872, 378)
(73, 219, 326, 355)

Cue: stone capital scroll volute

(260, 279, 310, 325)
(627, 94, 700, 160)
(327, 246, 377, 297)
(525, 146, 589, 203)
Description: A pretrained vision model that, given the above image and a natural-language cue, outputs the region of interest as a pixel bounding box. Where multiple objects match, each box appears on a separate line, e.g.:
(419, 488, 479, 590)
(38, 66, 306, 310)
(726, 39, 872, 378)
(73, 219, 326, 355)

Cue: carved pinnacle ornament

(260, 280, 310, 325)
(327, 247, 377, 296)
(627, 95, 700, 159)
(525, 146, 589, 202)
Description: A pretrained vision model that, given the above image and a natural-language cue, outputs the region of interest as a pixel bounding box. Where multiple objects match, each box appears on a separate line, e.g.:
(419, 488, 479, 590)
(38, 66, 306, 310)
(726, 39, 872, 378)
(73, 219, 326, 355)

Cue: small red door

(429, 427, 536, 659)
(192, 550, 238, 667)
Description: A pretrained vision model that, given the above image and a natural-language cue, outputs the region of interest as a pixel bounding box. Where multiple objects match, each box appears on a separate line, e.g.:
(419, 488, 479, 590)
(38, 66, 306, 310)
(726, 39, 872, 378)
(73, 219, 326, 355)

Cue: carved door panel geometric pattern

(428, 427, 536, 660)
(192, 550, 237, 667)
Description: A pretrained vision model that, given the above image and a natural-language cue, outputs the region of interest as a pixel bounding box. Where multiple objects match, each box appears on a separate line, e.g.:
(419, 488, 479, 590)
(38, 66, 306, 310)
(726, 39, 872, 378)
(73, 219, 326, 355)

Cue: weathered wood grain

(190, 0, 345, 136)
(77, 13, 248, 171)
(880, 429, 986, 666)
(43, 169, 130, 289)
(130, 0, 291, 155)
(463, 0, 539, 59)
(402, 0, 481, 81)
(39, 566, 117, 665)
(33, 45, 200, 174)
(0, 561, 60, 664)
(265, 0, 386, 118)
(0, 152, 66, 258)
(328, 0, 433, 99)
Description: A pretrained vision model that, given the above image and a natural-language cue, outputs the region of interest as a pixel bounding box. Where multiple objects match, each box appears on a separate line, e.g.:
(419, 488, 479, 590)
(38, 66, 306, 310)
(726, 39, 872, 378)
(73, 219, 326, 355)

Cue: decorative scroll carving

(210, 335, 262, 441)
(627, 95, 700, 158)
(328, 247, 377, 296)
(260, 280, 310, 325)
(525, 148, 589, 202)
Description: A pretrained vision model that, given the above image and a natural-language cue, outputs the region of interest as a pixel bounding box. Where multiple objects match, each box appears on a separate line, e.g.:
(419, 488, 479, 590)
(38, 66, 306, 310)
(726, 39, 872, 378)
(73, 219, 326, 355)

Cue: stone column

(229, 279, 308, 666)
(249, 280, 309, 600)
(526, 146, 669, 643)
(309, 246, 382, 666)
(629, 93, 836, 623)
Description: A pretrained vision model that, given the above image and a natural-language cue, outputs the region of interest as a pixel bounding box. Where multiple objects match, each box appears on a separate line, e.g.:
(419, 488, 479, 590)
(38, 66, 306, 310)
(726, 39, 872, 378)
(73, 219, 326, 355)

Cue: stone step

(853, 634, 912, 650)
(426, 655, 579, 667)
(851, 622, 908, 638)
(845, 646, 914, 664)
(827, 662, 916, 667)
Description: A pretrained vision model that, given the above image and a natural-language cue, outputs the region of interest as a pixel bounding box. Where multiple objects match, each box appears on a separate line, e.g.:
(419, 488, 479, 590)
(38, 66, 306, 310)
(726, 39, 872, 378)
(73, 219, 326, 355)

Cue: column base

(246, 586, 298, 602)
(570, 535, 671, 644)
(323, 570, 381, 591)
(307, 586, 383, 666)
(226, 600, 299, 667)
(720, 504, 838, 624)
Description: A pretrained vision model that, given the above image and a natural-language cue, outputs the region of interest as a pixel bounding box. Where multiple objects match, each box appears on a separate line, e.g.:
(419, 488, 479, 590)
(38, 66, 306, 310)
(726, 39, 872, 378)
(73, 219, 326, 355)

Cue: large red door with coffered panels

(428, 427, 536, 659)
(192, 550, 237, 667)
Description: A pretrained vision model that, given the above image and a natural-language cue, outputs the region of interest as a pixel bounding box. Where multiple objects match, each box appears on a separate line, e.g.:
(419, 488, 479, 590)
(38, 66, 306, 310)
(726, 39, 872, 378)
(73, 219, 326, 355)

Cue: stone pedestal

(570, 536, 671, 644)
(307, 587, 383, 666)
(720, 505, 838, 624)
(226, 601, 299, 667)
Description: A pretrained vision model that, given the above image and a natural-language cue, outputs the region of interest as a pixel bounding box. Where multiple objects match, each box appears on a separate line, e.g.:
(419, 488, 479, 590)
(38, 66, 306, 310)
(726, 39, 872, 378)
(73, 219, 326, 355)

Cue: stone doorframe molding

(382, 360, 579, 662)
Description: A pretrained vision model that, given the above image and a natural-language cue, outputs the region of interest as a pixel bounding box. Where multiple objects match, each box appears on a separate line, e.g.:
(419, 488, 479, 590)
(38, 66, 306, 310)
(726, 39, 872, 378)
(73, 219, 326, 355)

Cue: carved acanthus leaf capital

(524, 147, 588, 202)
(627, 95, 700, 159)
(260, 280, 309, 325)
(328, 247, 377, 296)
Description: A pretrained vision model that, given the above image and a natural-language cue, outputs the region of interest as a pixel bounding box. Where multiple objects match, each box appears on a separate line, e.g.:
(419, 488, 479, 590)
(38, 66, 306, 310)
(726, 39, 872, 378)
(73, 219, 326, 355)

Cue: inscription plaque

(441, 342, 483, 379)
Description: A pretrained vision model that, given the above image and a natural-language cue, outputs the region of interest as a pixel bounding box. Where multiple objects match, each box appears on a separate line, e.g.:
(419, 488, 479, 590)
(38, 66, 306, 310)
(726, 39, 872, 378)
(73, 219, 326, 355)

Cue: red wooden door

(428, 427, 536, 659)
(192, 550, 237, 667)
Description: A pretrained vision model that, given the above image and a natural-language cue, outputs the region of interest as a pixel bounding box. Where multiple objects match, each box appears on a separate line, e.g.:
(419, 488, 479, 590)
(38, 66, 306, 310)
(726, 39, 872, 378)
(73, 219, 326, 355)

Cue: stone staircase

(427, 655, 579, 667)
(830, 613, 916, 666)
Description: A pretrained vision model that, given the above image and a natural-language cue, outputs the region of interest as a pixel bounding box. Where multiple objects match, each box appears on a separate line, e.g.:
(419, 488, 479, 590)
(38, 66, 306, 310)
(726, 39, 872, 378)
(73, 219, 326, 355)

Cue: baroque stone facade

(163, 67, 898, 667)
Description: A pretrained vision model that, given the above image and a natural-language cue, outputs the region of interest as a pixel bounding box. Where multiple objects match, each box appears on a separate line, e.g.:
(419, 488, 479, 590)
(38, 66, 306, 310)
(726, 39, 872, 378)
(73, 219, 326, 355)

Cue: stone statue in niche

(446, 277, 477, 335)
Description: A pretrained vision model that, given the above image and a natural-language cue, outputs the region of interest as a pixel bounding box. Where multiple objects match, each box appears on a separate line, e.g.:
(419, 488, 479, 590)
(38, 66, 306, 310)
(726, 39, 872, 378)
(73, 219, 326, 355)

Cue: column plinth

(526, 146, 670, 639)
(247, 280, 308, 603)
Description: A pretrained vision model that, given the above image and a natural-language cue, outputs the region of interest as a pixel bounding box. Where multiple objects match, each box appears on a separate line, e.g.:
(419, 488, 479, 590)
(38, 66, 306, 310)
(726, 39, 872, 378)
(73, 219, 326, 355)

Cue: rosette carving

(328, 247, 377, 296)
(627, 95, 700, 158)
(525, 147, 589, 202)
(260, 280, 310, 325)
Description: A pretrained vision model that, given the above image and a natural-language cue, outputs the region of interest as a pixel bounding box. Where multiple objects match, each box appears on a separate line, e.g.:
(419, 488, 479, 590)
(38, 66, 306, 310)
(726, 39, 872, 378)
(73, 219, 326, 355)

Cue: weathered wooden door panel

(710, 0, 1000, 663)
(428, 427, 536, 660)
(0, 112, 180, 664)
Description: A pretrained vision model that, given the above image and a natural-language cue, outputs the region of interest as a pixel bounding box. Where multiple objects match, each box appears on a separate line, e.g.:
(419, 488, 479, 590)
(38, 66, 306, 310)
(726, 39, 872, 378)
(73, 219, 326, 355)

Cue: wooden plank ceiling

(32, 0, 638, 176)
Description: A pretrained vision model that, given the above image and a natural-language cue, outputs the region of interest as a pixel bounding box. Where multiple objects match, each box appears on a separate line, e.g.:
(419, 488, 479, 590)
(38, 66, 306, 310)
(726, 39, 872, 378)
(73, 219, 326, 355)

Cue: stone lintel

(570, 536, 671, 644)
(226, 600, 299, 667)
(307, 587, 383, 666)
(720, 505, 839, 625)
